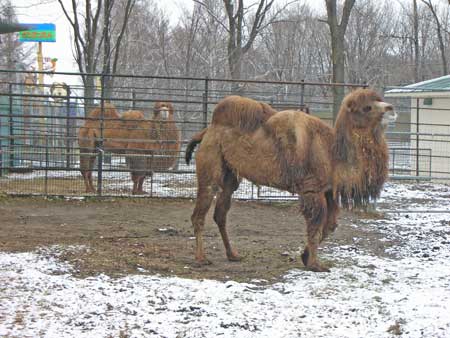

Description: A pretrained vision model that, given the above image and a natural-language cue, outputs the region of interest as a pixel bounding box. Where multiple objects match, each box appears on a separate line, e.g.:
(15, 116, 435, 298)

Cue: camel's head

(339, 88, 396, 129)
(334, 88, 396, 162)
(153, 102, 174, 120)
(50, 82, 70, 103)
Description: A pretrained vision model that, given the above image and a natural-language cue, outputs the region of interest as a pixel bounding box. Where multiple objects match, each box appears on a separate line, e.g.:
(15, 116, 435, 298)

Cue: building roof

(385, 75, 450, 98)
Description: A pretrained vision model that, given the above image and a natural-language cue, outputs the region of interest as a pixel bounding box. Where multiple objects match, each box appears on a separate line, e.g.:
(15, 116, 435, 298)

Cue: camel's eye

(362, 105, 371, 113)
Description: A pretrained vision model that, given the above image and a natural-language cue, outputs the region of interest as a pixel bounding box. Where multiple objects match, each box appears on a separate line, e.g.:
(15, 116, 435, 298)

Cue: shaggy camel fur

(126, 102, 181, 194)
(78, 102, 180, 194)
(185, 90, 395, 272)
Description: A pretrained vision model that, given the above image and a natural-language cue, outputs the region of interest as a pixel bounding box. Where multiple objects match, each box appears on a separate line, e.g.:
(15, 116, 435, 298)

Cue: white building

(385, 76, 450, 180)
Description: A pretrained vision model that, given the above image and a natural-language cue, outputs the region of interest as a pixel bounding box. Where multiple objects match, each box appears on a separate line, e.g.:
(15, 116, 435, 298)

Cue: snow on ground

(1, 182, 450, 338)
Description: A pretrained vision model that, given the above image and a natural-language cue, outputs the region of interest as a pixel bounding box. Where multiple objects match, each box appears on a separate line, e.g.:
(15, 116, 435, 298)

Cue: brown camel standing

(78, 102, 180, 195)
(126, 102, 181, 195)
(185, 89, 395, 272)
(78, 103, 141, 193)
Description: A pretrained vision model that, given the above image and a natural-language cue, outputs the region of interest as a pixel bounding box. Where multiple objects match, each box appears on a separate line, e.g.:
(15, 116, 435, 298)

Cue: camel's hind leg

(191, 184, 216, 265)
(130, 173, 148, 195)
(300, 192, 329, 272)
(213, 169, 241, 262)
(80, 150, 96, 193)
(191, 139, 226, 265)
(127, 155, 149, 195)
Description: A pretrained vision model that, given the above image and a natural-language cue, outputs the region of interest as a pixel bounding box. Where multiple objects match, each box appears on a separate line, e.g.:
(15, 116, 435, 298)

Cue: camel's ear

(346, 94, 362, 116)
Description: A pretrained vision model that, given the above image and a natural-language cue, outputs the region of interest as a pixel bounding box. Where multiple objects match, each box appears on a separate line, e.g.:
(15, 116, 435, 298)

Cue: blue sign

(18, 23, 56, 42)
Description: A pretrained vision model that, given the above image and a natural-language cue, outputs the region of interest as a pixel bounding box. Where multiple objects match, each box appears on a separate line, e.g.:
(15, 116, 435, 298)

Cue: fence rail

(1, 70, 450, 198)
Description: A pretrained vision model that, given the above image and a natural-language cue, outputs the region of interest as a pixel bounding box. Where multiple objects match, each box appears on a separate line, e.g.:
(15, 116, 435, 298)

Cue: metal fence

(1, 70, 450, 199)
(385, 94, 450, 181)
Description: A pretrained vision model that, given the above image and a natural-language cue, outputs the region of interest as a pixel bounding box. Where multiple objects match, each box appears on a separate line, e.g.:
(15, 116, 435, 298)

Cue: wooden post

(37, 42, 44, 91)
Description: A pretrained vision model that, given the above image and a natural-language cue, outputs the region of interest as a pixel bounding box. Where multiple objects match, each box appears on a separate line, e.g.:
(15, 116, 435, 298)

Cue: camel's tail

(185, 128, 207, 165)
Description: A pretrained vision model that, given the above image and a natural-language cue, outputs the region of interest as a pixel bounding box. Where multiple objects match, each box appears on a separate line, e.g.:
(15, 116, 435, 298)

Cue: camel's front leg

(322, 190, 339, 240)
(300, 192, 330, 272)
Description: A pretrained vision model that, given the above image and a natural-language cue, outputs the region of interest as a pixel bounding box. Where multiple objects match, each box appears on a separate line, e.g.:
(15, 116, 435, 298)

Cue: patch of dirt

(0, 196, 396, 282)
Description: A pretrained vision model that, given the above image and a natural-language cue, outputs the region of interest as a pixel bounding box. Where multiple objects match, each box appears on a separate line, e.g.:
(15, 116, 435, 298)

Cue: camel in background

(78, 103, 143, 193)
(78, 102, 180, 194)
(185, 90, 396, 272)
(126, 102, 181, 194)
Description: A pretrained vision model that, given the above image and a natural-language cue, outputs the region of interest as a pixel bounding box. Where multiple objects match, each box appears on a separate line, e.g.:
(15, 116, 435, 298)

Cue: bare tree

(324, 0, 355, 121)
(102, 0, 136, 99)
(0, 0, 32, 85)
(413, 0, 420, 82)
(345, 1, 396, 88)
(421, 0, 448, 75)
(195, 0, 292, 92)
(57, 0, 135, 112)
(224, 0, 274, 88)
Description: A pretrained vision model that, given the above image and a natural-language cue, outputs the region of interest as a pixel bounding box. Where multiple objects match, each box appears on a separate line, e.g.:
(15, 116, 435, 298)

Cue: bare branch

(193, 0, 230, 32)
(111, 0, 136, 74)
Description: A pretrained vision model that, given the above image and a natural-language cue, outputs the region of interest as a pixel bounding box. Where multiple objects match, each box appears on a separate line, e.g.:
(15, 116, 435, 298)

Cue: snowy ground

(1, 182, 450, 338)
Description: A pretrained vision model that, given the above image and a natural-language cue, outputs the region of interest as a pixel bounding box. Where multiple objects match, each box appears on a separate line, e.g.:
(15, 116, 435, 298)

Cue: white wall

(409, 97, 450, 178)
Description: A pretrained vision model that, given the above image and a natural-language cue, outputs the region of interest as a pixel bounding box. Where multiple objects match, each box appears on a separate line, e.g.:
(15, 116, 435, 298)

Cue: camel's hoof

(132, 190, 148, 196)
(227, 253, 242, 262)
(301, 248, 330, 272)
(193, 258, 212, 267)
(301, 248, 309, 266)
(306, 264, 330, 273)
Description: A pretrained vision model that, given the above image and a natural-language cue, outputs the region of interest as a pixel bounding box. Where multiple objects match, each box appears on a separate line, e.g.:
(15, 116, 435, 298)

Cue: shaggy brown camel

(79, 102, 180, 194)
(126, 102, 181, 194)
(78, 103, 145, 193)
(185, 89, 396, 272)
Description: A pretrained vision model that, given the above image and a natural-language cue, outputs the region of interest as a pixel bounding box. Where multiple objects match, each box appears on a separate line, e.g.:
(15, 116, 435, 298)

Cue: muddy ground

(0, 196, 393, 282)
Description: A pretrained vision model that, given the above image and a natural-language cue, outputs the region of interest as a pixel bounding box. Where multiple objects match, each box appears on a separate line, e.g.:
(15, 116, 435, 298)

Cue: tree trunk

(330, 29, 345, 123)
(228, 46, 243, 93)
(413, 0, 420, 82)
(422, 0, 448, 75)
(83, 75, 96, 115)
(325, 0, 355, 123)
(222, 0, 275, 94)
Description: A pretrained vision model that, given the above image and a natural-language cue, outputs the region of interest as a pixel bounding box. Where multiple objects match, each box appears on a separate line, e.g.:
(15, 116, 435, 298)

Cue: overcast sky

(12, 0, 322, 84)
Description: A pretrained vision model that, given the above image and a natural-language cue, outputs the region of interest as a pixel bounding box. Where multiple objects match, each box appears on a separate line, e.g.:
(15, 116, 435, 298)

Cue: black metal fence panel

(1, 70, 449, 198)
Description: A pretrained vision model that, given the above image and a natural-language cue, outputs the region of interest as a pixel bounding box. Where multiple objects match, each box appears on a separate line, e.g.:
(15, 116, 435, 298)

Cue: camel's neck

(149, 118, 179, 142)
(333, 127, 388, 209)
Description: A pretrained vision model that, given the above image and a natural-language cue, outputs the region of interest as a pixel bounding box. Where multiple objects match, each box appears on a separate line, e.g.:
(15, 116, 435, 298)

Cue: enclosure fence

(1, 70, 449, 199)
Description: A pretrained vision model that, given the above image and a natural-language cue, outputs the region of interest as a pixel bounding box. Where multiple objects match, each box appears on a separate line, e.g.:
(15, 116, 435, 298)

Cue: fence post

(202, 77, 209, 129)
(8, 83, 14, 169)
(45, 136, 49, 196)
(65, 86, 71, 169)
(132, 90, 136, 109)
(392, 148, 396, 176)
(0, 97, 2, 177)
(416, 98, 420, 177)
(97, 74, 105, 197)
(300, 79, 305, 110)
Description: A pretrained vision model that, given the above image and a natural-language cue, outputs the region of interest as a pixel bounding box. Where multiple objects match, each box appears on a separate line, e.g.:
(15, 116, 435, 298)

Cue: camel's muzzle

(156, 107, 170, 119)
(379, 102, 397, 126)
